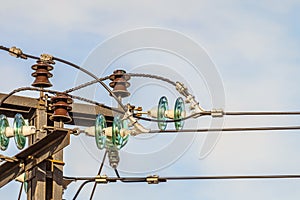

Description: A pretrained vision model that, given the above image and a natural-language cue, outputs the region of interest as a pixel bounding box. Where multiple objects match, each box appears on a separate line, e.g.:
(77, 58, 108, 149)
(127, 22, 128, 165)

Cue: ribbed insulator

(109, 69, 131, 98)
(50, 93, 73, 123)
(31, 60, 53, 88)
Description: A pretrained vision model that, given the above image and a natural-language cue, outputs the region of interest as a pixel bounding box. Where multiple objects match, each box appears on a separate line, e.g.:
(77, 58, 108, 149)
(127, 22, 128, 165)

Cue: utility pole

(0, 93, 113, 199)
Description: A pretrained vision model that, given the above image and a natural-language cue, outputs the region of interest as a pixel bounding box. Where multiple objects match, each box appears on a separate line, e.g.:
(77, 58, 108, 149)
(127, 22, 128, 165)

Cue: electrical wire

(64, 76, 110, 94)
(133, 112, 209, 123)
(0, 46, 39, 60)
(64, 174, 300, 183)
(3, 86, 300, 125)
(89, 150, 108, 200)
(148, 125, 300, 134)
(224, 111, 300, 116)
(163, 174, 300, 180)
(114, 169, 121, 178)
(127, 73, 177, 86)
(17, 182, 23, 200)
(72, 180, 94, 200)
(63, 72, 178, 95)
(0, 87, 57, 107)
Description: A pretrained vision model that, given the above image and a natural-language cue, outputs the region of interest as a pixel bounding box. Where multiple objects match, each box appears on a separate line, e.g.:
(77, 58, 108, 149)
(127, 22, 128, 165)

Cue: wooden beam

(0, 93, 114, 126)
(0, 130, 70, 188)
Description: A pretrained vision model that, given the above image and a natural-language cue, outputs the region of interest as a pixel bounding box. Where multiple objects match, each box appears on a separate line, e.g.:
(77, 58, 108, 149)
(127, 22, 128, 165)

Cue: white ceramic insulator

(85, 126, 114, 137)
(147, 107, 158, 118)
(181, 110, 187, 118)
(103, 127, 112, 137)
(85, 126, 95, 137)
(5, 127, 14, 138)
(165, 110, 174, 119)
(15, 173, 25, 183)
(120, 128, 131, 137)
(22, 126, 36, 137)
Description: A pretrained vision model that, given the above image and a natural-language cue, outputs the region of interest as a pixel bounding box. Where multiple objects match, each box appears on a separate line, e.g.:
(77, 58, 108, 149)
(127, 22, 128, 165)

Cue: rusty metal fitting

(31, 60, 54, 88)
(146, 175, 166, 184)
(40, 54, 55, 64)
(8, 46, 27, 59)
(50, 93, 73, 123)
(109, 69, 131, 98)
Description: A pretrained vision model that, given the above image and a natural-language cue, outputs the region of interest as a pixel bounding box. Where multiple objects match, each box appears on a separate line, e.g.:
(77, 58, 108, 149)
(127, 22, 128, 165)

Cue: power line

(72, 180, 94, 200)
(64, 174, 300, 183)
(89, 150, 108, 200)
(63, 72, 177, 94)
(0, 86, 124, 115)
(224, 111, 300, 116)
(64, 76, 110, 93)
(149, 125, 300, 133)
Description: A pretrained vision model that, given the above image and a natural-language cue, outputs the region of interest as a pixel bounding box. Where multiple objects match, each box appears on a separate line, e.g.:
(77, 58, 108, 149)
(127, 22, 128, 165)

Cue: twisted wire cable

(63, 72, 177, 94)
(127, 73, 177, 86)
(64, 76, 110, 94)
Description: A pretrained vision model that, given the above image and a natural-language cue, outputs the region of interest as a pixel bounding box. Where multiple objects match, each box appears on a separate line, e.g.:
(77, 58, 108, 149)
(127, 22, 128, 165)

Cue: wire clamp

(40, 54, 55, 64)
(146, 175, 166, 184)
(8, 46, 27, 59)
(211, 109, 224, 117)
(95, 175, 108, 184)
(175, 82, 188, 96)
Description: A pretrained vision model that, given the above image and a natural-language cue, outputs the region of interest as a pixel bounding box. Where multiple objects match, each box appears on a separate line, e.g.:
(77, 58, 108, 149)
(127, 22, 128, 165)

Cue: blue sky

(1, 0, 300, 199)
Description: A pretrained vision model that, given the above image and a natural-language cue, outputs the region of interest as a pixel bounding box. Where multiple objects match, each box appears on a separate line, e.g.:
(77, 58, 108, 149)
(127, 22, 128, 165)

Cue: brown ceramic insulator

(31, 61, 54, 88)
(109, 69, 130, 81)
(109, 69, 131, 98)
(50, 93, 73, 123)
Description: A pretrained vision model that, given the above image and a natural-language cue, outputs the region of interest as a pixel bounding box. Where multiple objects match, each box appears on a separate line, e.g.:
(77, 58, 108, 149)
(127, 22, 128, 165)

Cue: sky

(1, 0, 300, 199)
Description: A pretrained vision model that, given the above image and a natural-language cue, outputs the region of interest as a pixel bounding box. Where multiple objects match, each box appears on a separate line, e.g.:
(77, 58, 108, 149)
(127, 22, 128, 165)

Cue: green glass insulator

(112, 116, 129, 149)
(157, 96, 168, 130)
(13, 114, 26, 150)
(0, 114, 9, 151)
(24, 173, 28, 193)
(95, 114, 107, 150)
(174, 97, 185, 130)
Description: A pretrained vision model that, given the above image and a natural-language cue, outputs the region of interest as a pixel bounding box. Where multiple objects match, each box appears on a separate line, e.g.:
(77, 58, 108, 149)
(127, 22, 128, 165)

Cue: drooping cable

(0, 87, 57, 107)
(0, 86, 124, 115)
(114, 168, 121, 178)
(127, 73, 177, 86)
(72, 180, 94, 200)
(89, 150, 108, 200)
(17, 182, 23, 200)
